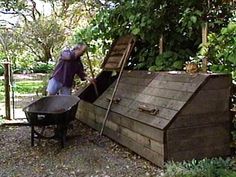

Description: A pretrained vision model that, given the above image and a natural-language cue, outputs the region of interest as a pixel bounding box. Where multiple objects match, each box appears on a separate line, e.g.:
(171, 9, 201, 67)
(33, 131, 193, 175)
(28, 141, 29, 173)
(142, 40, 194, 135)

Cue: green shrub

(164, 157, 236, 177)
(148, 51, 185, 71)
(198, 21, 236, 82)
(14, 80, 44, 94)
(32, 62, 54, 73)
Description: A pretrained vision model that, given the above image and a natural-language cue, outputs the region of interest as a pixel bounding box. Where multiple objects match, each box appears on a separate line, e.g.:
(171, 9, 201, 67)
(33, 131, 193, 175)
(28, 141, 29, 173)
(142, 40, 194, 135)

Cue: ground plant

(164, 157, 236, 177)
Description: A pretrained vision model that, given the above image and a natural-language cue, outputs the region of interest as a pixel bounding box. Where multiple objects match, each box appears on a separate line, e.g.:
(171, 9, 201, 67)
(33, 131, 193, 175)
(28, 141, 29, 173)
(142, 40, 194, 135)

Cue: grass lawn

(0, 80, 44, 103)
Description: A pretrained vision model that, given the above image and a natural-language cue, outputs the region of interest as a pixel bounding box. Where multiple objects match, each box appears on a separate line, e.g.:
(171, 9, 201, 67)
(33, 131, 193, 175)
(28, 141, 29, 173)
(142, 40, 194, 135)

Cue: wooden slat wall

(166, 124, 231, 161)
(77, 100, 165, 167)
(167, 74, 232, 161)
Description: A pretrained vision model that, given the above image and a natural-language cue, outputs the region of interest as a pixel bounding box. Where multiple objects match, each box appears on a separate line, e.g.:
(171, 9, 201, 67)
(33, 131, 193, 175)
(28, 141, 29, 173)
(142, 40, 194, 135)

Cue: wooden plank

(112, 43, 129, 51)
(120, 126, 150, 147)
(110, 115, 165, 143)
(180, 98, 229, 115)
(125, 109, 169, 129)
(142, 87, 193, 102)
(156, 72, 207, 83)
(166, 123, 230, 141)
(95, 98, 169, 130)
(134, 94, 186, 111)
(79, 101, 165, 143)
(101, 84, 147, 100)
(150, 139, 164, 155)
(94, 95, 133, 108)
(131, 120, 164, 143)
(104, 63, 120, 69)
(202, 75, 232, 90)
(106, 120, 119, 132)
(195, 89, 230, 101)
(129, 101, 177, 119)
(170, 112, 231, 129)
(78, 106, 165, 167)
(167, 134, 230, 154)
(120, 77, 153, 86)
(167, 144, 231, 162)
(110, 50, 126, 57)
(122, 70, 157, 79)
(149, 80, 201, 92)
(103, 127, 165, 167)
(106, 84, 192, 102)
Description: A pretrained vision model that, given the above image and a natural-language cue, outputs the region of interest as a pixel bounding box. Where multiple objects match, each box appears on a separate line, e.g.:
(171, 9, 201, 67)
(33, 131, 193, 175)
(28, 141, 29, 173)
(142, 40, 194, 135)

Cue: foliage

(0, 0, 98, 71)
(164, 157, 236, 177)
(19, 16, 66, 63)
(198, 21, 236, 80)
(76, 0, 234, 71)
(32, 62, 54, 73)
(73, 26, 107, 76)
(148, 51, 188, 71)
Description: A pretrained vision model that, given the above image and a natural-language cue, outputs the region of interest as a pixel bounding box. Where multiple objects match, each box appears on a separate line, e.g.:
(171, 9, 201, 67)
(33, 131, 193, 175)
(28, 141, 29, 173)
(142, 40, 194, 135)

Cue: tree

(74, 0, 234, 71)
(0, 0, 98, 64)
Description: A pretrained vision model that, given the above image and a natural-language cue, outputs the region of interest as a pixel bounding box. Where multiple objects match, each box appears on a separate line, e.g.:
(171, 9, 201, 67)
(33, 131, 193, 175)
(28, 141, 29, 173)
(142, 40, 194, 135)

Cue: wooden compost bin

(76, 70, 232, 167)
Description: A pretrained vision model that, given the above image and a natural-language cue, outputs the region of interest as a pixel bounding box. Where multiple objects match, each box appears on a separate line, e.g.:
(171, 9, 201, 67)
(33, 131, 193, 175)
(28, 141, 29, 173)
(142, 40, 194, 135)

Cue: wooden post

(159, 34, 164, 54)
(3, 62, 11, 120)
(201, 0, 210, 73)
(202, 22, 208, 73)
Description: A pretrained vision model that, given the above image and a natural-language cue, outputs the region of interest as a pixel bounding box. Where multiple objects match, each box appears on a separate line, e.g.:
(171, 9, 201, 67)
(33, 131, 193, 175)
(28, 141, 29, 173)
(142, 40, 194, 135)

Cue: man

(47, 44, 93, 95)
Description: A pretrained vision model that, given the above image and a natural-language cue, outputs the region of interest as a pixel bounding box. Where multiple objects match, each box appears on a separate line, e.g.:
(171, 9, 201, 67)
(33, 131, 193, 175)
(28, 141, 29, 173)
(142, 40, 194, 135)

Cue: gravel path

(0, 120, 163, 177)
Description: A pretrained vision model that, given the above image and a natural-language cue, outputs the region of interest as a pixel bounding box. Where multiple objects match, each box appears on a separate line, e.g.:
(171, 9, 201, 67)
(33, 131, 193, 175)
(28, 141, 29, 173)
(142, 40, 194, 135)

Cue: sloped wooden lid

(101, 35, 136, 71)
(94, 70, 209, 130)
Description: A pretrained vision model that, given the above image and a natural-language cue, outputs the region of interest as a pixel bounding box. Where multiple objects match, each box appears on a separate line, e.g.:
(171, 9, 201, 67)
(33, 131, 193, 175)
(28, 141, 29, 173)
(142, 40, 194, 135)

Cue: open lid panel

(101, 35, 136, 71)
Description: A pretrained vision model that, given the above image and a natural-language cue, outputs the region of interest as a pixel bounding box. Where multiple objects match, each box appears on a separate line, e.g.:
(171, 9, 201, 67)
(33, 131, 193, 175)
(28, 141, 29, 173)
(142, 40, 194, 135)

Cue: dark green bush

(32, 62, 54, 73)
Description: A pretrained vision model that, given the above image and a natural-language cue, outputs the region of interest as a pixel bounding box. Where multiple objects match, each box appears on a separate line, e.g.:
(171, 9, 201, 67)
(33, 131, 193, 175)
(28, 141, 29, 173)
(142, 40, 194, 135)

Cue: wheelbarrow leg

(61, 125, 68, 148)
(31, 125, 34, 147)
(61, 130, 66, 148)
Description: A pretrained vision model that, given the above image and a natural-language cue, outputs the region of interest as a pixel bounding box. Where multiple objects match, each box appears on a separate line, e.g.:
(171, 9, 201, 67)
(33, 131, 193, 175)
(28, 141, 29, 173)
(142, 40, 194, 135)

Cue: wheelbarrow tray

(23, 95, 80, 126)
(23, 95, 80, 147)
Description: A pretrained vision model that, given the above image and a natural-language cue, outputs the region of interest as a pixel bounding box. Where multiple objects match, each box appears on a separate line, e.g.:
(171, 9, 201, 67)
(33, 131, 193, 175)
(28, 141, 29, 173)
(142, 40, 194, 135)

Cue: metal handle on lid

(138, 105, 159, 115)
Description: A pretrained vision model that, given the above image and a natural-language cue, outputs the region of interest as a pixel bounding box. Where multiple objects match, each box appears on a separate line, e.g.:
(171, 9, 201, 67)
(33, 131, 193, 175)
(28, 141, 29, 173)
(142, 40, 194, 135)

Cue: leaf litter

(0, 120, 163, 177)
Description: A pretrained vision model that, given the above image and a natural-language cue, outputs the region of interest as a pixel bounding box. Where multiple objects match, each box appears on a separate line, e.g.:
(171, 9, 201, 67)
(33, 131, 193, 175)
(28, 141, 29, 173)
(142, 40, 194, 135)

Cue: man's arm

(60, 44, 87, 61)
(74, 44, 87, 58)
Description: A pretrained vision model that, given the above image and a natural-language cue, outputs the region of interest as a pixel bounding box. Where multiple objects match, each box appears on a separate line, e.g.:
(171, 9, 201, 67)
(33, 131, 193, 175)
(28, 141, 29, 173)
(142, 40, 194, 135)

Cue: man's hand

(85, 77, 96, 85)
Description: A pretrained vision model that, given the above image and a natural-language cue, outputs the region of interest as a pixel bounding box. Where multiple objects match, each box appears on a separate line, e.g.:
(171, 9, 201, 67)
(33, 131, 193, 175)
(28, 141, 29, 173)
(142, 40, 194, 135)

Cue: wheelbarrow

(23, 95, 80, 148)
